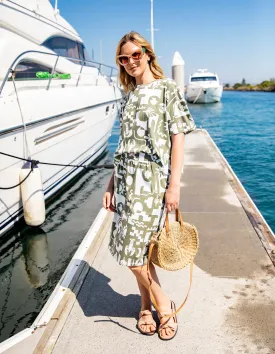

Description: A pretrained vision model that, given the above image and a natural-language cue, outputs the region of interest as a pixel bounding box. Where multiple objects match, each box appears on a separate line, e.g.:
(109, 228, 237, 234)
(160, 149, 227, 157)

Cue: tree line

(224, 78, 275, 91)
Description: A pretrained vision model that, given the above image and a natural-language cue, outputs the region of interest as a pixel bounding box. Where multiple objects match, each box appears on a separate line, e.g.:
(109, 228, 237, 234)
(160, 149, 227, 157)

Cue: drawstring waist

(114, 152, 170, 176)
(115, 151, 161, 165)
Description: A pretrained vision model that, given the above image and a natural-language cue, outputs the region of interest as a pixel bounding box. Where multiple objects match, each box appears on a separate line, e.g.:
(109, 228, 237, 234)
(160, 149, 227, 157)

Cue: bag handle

(165, 208, 185, 234)
(146, 241, 194, 319)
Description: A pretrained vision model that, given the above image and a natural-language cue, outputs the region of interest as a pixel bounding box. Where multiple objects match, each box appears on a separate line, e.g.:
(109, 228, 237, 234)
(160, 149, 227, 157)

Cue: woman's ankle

(156, 297, 171, 312)
(141, 304, 152, 311)
(140, 298, 152, 311)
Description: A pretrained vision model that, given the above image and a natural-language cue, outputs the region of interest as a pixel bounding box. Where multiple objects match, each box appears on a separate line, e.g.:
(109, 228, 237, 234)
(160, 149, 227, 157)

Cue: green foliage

(233, 83, 242, 89)
(260, 80, 271, 88)
(232, 78, 275, 91)
(224, 83, 230, 88)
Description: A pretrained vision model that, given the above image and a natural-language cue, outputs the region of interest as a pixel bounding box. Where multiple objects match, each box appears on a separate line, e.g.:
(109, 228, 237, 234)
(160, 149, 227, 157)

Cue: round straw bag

(149, 208, 199, 270)
(147, 208, 199, 318)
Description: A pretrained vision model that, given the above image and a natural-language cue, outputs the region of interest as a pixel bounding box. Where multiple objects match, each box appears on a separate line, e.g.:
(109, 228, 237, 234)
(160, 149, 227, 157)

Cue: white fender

(20, 162, 46, 226)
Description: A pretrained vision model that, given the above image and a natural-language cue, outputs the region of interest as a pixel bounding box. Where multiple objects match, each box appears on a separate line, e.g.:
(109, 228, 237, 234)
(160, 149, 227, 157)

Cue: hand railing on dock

(0, 50, 119, 95)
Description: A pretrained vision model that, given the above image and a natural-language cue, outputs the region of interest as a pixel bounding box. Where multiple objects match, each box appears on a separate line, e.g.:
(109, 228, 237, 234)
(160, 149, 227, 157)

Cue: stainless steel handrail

(46, 55, 59, 91)
(0, 50, 118, 95)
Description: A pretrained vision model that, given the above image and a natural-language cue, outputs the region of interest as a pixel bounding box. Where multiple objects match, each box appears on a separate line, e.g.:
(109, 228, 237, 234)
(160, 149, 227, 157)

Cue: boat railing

(0, 50, 119, 95)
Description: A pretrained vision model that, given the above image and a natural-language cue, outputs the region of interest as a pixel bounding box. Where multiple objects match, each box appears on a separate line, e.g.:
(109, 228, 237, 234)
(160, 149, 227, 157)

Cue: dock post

(172, 51, 185, 92)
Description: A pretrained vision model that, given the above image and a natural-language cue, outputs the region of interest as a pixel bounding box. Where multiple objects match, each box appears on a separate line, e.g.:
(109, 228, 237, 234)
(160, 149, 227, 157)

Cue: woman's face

(119, 41, 150, 78)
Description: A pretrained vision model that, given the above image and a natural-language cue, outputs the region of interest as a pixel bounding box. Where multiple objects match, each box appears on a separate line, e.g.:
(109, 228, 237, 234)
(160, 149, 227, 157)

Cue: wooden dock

(2, 129, 275, 354)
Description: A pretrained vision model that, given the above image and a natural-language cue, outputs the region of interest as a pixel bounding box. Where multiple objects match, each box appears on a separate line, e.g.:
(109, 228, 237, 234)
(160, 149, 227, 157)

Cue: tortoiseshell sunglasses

(117, 47, 146, 66)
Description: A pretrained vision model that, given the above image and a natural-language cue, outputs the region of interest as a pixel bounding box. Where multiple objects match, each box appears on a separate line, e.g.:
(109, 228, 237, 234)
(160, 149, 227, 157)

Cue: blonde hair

(115, 31, 165, 93)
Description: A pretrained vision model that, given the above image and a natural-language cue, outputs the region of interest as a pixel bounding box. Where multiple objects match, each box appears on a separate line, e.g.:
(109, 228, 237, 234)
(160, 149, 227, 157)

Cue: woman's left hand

(165, 185, 180, 212)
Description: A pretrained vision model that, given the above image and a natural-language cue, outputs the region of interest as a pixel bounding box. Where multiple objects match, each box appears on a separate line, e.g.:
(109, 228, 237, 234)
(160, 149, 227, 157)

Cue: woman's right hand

(103, 187, 115, 212)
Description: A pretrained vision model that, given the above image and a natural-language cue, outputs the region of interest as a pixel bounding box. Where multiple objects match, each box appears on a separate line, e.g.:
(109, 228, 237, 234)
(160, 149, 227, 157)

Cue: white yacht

(186, 69, 223, 103)
(0, 0, 122, 237)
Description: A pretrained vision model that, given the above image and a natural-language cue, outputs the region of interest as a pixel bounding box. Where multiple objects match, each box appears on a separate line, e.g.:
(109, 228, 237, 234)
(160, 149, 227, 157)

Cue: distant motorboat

(186, 69, 223, 103)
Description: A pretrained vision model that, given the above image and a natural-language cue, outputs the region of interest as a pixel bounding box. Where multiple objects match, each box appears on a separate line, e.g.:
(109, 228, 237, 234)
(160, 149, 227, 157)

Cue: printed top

(114, 78, 196, 171)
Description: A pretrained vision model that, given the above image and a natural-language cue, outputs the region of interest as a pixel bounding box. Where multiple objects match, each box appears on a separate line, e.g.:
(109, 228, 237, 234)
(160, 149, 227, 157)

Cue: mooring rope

(0, 152, 114, 190)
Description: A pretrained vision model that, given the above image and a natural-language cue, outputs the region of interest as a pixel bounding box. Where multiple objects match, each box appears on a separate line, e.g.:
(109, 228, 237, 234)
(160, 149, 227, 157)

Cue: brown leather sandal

(137, 310, 157, 336)
(158, 301, 178, 341)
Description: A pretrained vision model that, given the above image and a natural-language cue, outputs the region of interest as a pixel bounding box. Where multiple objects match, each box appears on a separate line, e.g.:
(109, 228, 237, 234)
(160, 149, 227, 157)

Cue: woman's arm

(107, 170, 115, 191)
(103, 170, 115, 212)
(165, 133, 185, 212)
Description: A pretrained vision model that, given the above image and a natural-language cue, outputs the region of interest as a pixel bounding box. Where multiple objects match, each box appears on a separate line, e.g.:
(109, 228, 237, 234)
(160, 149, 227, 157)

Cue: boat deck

(3, 129, 275, 354)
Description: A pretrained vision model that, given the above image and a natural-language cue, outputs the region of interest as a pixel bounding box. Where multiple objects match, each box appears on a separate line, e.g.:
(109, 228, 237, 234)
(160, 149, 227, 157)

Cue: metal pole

(100, 40, 103, 64)
(54, 0, 59, 15)
(46, 56, 59, 91)
(150, 0, 154, 50)
(96, 64, 102, 86)
(109, 68, 113, 85)
(76, 61, 84, 87)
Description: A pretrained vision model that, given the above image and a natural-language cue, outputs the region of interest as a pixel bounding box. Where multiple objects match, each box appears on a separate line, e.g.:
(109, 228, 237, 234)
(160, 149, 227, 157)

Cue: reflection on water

(23, 228, 49, 289)
(189, 102, 224, 134)
(189, 101, 223, 114)
(0, 119, 120, 342)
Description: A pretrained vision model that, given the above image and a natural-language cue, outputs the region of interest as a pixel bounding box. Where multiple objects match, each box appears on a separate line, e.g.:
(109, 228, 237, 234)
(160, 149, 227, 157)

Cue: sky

(50, 0, 275, 85)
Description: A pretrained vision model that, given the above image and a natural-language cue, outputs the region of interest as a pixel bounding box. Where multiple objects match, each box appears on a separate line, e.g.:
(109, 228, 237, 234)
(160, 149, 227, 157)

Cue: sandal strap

(158, 302, 178, 333)
(139, 310, 153, 318)
(138, 310, 156, 328)
(158, 312, 171, 319)
(159, 321, 177, 331)
(139, 319, 156, 327)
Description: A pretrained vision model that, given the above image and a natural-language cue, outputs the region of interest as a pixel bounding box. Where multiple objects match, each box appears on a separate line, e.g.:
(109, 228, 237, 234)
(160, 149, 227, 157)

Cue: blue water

(0, 91, 274, 343)
(188, 91, 275, 233)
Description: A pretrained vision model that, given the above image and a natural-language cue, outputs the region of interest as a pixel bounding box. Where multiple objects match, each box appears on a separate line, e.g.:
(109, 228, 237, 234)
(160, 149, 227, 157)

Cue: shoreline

(224, 87, 275, 92)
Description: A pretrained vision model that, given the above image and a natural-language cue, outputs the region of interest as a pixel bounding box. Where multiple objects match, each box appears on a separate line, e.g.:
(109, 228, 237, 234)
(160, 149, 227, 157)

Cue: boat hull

(186, 84, 223, 103)
(0, 85, 121, 237)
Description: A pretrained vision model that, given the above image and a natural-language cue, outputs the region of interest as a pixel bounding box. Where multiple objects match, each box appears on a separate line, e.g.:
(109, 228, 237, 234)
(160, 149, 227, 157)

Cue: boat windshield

(191, 76, 217, 82)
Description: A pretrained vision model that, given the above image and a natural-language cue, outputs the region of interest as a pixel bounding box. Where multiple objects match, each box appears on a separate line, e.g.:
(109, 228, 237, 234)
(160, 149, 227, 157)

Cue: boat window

(191, 76, 217, 82)
(83, 46, 91, 62)
(83, 46, 97, 67)
(10, 61, 54, 80)
(78, 43, 85, 61)
(43, 37, 80, 61)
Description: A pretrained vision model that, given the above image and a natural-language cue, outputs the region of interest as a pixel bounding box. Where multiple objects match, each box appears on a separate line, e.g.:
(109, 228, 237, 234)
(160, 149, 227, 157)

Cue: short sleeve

(166, 81, 196, 135)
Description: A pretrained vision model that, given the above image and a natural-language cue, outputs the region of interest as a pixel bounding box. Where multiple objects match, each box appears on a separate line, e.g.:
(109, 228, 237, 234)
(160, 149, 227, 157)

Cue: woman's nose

(129, 57, 135, 64)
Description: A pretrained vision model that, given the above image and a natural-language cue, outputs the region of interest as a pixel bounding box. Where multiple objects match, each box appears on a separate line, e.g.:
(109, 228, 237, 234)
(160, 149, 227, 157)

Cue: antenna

(147, 0, 159, 50)
(100, 40, 103, 64)
(151, 0, 154, 50)
(54, 0, 59, 15)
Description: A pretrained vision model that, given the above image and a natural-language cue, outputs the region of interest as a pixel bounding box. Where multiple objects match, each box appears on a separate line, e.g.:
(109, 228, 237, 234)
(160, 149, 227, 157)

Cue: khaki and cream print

(109, 78, 196, 266)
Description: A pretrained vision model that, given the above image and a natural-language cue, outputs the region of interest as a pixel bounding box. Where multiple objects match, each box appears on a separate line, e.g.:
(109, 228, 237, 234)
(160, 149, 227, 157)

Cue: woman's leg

(130, 263, 175, 338)
(137, 279, 151, 310)
(136, 279, 156, 333)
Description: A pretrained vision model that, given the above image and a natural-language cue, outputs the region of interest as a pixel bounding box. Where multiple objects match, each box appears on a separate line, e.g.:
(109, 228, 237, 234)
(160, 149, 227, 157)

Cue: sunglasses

(117, 47, 146, 66)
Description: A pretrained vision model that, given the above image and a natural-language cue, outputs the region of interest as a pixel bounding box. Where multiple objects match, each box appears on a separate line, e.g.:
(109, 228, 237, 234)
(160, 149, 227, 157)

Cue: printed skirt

(109, 152, 170, 266)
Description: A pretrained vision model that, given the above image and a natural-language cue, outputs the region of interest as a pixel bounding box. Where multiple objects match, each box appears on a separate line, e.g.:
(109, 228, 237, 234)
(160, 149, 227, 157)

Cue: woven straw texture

(150, 213, 199, 271)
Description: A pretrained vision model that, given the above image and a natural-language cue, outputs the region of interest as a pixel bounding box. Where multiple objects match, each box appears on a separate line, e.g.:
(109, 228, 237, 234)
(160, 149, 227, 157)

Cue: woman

(103, 31, 196, 340)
